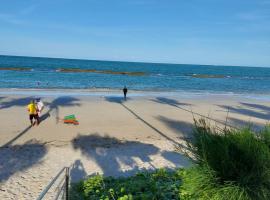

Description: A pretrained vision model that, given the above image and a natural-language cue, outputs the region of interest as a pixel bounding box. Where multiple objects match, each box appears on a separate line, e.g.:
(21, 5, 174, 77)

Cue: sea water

(0, 55, 270, 95)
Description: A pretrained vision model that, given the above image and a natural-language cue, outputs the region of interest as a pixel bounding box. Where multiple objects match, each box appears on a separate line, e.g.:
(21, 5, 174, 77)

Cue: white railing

(36, 167, 69, 200)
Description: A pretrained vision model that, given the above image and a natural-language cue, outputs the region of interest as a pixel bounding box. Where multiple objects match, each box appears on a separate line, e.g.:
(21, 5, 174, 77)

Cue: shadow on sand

(72, 134, 190, 177)
(105, 96, 194, 153)
(105, 96, 129, 104)
(151, 97, 192, 107)
(156, 116, 193, 139)
(152, 97, 239, 129)
(0, 97, 33, 110)
(43, 96, 81, 123)
(227, 117, 265, 131)
(241, 102, 270, 113)
(0, 140, 47, 182)
(70, 160, 87, 183)
(0, 96, 80, 119)
(105, 96, 184, 146)
(1, 96, 81, 148)
(1, 125, 32, 148)
(218, 102, 270, 121)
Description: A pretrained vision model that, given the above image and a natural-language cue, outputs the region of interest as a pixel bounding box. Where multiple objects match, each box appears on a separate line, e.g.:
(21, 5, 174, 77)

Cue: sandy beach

(0, 90, 269, 199)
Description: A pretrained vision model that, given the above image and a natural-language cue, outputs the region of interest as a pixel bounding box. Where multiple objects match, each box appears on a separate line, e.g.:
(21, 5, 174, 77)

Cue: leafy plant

(70, 169, 183, 200)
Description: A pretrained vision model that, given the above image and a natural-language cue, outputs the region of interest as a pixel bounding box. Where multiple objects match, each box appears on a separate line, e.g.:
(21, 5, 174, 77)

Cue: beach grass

(180, 119, 270, 200)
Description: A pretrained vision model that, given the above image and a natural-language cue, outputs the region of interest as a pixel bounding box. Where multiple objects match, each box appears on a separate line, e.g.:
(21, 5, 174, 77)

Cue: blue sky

(0, 0, 269, 67)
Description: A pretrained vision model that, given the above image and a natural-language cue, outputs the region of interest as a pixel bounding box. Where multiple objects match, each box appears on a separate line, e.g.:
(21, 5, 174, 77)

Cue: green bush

(180, 165, 248, 200)
(181, 119, 270, 200)
(70, 169, 183, 200)
(260, 125, 270, 149)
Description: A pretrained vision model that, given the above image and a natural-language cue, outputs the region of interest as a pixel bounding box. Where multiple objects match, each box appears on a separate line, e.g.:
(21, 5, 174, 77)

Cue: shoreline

(0, 88, 270, 101)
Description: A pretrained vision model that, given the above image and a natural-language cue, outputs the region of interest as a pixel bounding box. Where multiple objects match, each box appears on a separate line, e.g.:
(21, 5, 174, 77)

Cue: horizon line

(0, 53, 268, 69)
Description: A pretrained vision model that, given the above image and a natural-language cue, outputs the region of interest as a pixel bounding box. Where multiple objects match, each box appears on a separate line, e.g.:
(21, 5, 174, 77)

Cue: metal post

(65, 167, 69, 200)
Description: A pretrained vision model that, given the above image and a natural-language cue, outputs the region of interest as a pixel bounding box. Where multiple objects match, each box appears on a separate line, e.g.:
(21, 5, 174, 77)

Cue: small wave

(241, 76, 269, 80)
(190, 74, 227, 78)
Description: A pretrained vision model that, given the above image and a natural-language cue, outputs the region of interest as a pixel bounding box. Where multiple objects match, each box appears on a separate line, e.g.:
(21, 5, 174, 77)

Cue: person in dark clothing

(123, 86, 128, 100)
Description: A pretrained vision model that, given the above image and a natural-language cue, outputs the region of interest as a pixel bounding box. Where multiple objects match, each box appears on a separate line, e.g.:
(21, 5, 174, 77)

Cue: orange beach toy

(59, 114, 79, 125)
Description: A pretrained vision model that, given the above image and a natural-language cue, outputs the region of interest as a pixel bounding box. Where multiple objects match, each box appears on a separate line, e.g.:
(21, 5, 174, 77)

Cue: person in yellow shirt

(27, 100, 39, 126)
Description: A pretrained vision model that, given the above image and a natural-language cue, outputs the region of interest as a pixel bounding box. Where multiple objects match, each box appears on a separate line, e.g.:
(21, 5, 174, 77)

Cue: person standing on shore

(27, 100, 39, 126)
(123, 86, 128, 100)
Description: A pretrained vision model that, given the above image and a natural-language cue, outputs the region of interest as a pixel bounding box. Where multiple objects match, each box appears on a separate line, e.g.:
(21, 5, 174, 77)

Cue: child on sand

(35, 98, 44, 117)
(27, 100, 39, 126)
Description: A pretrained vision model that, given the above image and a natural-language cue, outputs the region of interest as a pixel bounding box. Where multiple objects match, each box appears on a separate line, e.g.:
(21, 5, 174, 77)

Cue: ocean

(0, 55, 270, 95)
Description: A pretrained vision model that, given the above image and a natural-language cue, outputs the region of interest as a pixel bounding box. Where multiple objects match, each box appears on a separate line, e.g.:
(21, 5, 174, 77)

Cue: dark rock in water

(0, 67, 32, 71)
(57, 68, 146, 76)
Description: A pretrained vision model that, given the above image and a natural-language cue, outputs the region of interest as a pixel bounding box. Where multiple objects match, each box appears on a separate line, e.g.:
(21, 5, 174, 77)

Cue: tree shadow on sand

(40, 96, 81, 123)
(218, 102, 270, 121)
(227, 117, 265, 131)
(105, 96, 130, 104)
(156, 116, 193, 140)
(152, 97, 239, 129)
(0, 140, 47, 182)
(1, 96, 81, 148)
(151, 97, 192, 107)
(1, 125, 32, 148)
(0, 97, 33, 110)
(105, 96, 192, 153)
(241, 102, 270, 113)
(72, 134, 190, 177)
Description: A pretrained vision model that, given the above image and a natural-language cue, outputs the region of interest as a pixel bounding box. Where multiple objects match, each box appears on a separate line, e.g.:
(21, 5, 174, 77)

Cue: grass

(183, 119, 270, 200)
(70, 119, 270, 200)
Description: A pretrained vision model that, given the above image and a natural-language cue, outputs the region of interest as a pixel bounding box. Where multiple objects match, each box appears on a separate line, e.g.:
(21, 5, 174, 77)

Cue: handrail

(36, 167, 69, 200)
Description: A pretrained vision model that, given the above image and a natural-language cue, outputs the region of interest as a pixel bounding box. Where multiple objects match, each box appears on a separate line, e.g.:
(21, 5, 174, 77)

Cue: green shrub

(70, 169, 182, 200)
(180, 165, 249, 200)
(260, 125, 270, 149)
(182, 119, 270, 200)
